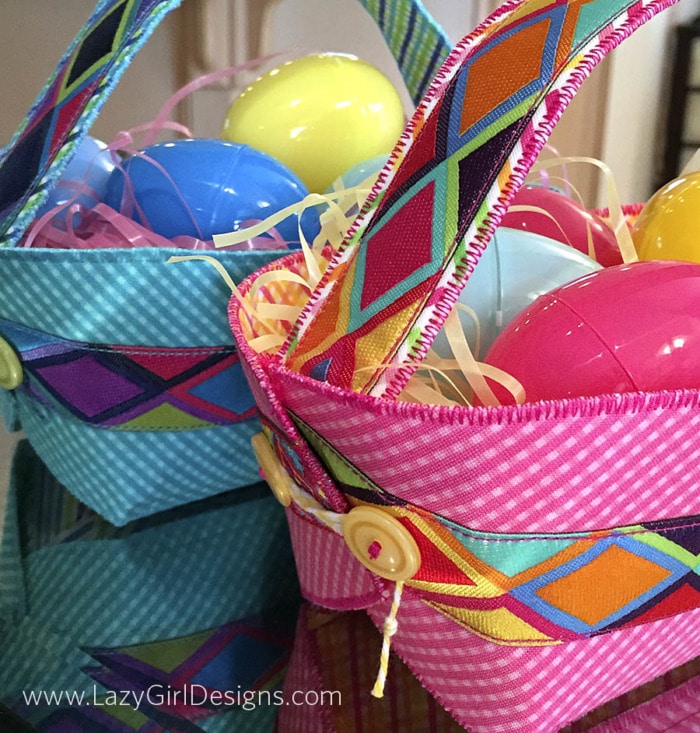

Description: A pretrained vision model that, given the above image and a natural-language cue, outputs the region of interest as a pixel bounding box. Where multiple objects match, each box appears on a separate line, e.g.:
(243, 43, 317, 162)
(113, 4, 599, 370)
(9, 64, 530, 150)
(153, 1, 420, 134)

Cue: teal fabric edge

(0, 245, 283, 346)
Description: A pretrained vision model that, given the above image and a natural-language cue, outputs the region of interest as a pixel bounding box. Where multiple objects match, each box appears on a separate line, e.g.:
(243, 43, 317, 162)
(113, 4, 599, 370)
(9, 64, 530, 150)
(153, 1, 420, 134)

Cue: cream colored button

(0, 337, 22, 390)
(251, 432, 293, 507)
(342, 505, 421, 581)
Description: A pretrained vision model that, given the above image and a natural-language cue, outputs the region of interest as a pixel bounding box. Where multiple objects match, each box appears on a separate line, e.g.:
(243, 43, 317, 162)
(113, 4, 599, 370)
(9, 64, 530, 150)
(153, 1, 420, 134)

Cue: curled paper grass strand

(524, 176, 598, 260)
(391, 305, 525, 407)
(114, 147, 206, 240)
(540, 143, 572, 197)
(212, 190, 360, 286)
(507, 201, 599, 260)
(167, 254, 248, 307)
(142, 56, 282, 148)
(529, 155, 637, 264)
(454, 302, 481, 360)
(248, 334, 287, 352)
(184, 184, 376, 353)
(209, 180, 528, 404)
(442, 307, 501, 407)
(397, 362, 472, 406)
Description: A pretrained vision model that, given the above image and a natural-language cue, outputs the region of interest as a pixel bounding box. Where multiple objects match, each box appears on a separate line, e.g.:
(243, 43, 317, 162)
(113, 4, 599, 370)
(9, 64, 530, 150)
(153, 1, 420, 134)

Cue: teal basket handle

(0, 0, 450, 249)
(0, 0, 183, 248)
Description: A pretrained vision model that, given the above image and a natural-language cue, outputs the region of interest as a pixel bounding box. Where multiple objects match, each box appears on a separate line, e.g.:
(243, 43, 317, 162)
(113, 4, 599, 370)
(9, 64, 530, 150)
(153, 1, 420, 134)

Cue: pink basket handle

(282, 0, 678, 399)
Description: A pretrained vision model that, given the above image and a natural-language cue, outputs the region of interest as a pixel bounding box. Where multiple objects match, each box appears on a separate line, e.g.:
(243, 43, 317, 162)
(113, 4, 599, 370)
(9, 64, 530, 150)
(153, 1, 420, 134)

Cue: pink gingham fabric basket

(229, 0, 700, 730)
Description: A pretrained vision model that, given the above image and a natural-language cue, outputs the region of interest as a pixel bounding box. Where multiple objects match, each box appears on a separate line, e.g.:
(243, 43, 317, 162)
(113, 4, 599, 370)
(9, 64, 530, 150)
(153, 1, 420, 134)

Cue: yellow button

(0, 337, 22, 390)
(342, 506, 421, 581)
(251, 432, 293, 507)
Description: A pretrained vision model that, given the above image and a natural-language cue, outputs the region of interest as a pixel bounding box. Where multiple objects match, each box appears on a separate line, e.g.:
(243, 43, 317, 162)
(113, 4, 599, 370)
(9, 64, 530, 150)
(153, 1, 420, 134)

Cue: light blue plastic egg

(329, 153, 389, 191)
(431, 227, 603, 359)
(103, 138, 320, 245)
(321, 154, 390, 224)
(36, 135, 115, 218)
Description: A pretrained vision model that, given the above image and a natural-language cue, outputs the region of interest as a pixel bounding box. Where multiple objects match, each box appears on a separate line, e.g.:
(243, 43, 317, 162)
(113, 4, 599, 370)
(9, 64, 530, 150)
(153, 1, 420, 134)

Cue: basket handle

(0, 0, 186, 248)
(282, 0, 679, 399)
(0, 0, 449, 249)
(357, 0, 452, 106)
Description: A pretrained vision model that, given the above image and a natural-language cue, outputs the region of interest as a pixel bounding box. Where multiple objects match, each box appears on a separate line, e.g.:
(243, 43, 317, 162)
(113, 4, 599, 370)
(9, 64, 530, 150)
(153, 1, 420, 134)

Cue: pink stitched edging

(276, 0, 651, 395)
(364, 595, 700, 733)
(285, 505, 384, 611)
(274, 0, 526, 370)
(591, 674, 700, 732)
(276, 366, 700, 534)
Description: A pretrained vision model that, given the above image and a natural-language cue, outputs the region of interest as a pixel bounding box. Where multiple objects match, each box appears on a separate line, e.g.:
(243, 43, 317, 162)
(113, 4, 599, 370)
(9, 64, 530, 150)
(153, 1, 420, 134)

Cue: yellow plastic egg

(222, 53, 405, 193)
(632, 172, 700, 263)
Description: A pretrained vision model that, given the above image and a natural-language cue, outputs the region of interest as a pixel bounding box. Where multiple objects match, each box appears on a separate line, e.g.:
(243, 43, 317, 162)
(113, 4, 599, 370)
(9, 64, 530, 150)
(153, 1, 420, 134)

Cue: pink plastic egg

(501, 184, 623, 267)
(483, 260, 700, 404)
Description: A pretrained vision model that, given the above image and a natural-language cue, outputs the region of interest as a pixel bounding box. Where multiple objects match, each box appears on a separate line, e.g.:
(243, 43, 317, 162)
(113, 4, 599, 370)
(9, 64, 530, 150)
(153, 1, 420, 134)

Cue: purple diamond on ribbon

(36, 355, 145, 418)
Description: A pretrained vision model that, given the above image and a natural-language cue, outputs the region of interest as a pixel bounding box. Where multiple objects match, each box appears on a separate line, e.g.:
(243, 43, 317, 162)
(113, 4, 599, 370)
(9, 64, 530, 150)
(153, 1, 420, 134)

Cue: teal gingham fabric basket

(0, 246, 284, 526)
(0, 4, 451, 731)
(0, 440, 301, 732)
(0, 0, 450, 526)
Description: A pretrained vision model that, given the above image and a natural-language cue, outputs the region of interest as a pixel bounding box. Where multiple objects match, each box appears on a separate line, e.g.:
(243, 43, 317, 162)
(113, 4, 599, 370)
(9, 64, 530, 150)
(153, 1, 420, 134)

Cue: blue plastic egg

(431, 227, 603, 359)
(103, 138, 320, 245)
(37, 135, 115, 219)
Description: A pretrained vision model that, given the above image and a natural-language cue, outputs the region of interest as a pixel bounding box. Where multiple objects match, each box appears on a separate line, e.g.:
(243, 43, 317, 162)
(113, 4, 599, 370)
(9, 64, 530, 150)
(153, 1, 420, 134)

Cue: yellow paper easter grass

(170, 155, 630, 409)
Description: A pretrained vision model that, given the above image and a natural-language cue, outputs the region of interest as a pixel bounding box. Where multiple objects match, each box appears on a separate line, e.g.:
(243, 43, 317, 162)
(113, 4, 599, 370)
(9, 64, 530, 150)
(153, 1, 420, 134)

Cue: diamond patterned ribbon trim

(293, 411, 700, 645)
(0, 319, 256, 431)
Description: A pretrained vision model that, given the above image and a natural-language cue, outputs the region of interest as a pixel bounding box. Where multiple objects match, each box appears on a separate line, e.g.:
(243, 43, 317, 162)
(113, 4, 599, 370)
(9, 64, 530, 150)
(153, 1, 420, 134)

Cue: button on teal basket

(0, 247, 286, 526)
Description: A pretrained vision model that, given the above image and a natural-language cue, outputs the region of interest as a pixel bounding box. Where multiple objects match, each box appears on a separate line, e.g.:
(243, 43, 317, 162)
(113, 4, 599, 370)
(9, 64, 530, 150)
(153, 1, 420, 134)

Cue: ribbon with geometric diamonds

(7, 616, 294, 732)
(83, 616, 293, 723)
(0, 319, 255, 430)
(292, 412, 700, 645)
(1, 439, 301, 732)
(282, 0, 678, 398)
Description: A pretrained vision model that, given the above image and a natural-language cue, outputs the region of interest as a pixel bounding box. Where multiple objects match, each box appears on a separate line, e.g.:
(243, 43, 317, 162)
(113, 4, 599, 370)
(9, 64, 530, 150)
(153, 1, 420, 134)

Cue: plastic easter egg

(632, 172, 700, 263)
(330, 154, 389, 191)
(483, 260, 700, 404)
(430, 227, 602, 359)
(103, 138, 319, 244)
(501, 184, 623, 267)
(324, 154, 389, 220)
(222, 53, 405, 193)
(36, 135, 115, 218)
